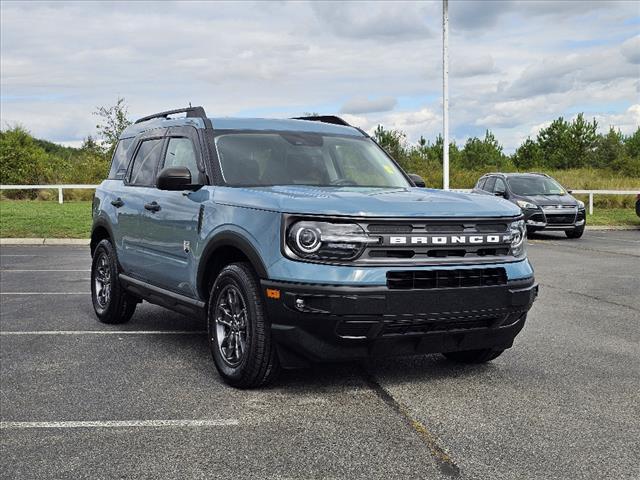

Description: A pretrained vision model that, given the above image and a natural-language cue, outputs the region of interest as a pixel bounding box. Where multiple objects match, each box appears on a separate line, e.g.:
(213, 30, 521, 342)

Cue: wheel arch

(197, 232, 268, 300)
(90, 219, 115, 257)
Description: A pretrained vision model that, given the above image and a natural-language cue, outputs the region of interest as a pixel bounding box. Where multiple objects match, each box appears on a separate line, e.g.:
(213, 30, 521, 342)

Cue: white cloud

(0, 0, 638, 152)
(340, 97, 397, 114)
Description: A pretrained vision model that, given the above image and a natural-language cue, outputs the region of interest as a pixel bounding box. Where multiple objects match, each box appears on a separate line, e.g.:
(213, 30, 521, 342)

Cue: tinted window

(476, 178, 486, 190)
(507, 176, 566, 195)
(484, 177, 496, 192)
(494, 178, 507, 193)
(216, 133, 410, 188)
(108, 138, 134, 180)
(163, 137, 199, 181)
(128, 139, 163, 186)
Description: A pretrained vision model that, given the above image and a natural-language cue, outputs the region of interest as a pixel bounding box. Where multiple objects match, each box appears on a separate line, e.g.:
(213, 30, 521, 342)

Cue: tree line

(374, 113, 639, 179)
(1, 99, 638, 199)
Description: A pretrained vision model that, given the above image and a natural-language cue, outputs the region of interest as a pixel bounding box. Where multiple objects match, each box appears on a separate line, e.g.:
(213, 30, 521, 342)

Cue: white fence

(0, 184, 98, 204)
(0, 184, 638, 215)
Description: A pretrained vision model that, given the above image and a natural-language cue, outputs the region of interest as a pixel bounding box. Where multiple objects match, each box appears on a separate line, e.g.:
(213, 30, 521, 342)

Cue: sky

(1, 0, 639, 152)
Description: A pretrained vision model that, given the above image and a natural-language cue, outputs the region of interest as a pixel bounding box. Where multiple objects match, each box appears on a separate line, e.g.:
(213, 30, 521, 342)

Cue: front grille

(529, 213, 545, 222)
(546, 214, 576, 224)
(334, 312, 514, 338)
(386, 267, 507, 290)
(383, 317, 494, 335)
(359, 218, 516, 264)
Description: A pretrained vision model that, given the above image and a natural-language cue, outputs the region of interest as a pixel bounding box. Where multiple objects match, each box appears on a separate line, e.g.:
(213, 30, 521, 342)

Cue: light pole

(442, 0, 450, 190)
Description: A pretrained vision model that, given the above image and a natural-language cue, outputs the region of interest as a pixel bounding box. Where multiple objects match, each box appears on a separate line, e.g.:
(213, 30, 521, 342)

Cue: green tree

(460, 130, 507, 169)
(94, 97, 131, 158)
(624, 127, 640, 160)
(0, 126, 52, 197)
(513, 137, 543, 169)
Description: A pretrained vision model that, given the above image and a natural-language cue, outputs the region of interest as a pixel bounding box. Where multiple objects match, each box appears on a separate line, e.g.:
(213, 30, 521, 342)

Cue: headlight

(516, 200, 538, 210)
(509, 220, 526, 257)
(286, 220, 379, 261)
(577, 200, 585, 209)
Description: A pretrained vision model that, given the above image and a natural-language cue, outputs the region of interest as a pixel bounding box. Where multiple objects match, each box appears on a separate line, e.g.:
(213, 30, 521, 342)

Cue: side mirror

(408, 173, 426, 188)
(494, 189, 507, 198)
(157, 167, 199, 191)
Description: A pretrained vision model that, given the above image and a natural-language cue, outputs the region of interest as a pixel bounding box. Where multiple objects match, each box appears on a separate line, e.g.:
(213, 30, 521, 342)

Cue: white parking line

(0, 419, 239, 429)
(0, 269, 90, 272)
(0, 330, 206, 335)
(0, 292, 88, 295)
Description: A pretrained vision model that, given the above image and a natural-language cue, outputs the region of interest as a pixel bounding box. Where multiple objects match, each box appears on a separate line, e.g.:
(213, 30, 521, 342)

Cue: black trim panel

(120, 274, 205, 319)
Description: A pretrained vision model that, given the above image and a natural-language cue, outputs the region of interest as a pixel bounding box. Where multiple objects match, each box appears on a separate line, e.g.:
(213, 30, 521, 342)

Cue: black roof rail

(291, 115, 352, 127)
(135, 106, 208, 124)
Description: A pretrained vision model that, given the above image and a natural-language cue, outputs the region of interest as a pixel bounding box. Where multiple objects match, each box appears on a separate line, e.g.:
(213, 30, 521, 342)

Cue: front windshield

(215, 132, 411, 188)
(507, 176, 566, 196)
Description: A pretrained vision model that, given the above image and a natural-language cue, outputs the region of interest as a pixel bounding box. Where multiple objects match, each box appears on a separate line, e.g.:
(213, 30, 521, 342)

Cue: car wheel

(565, 225, 585, 239)
(208, 262, 280, 388)
(442, 348, 504, 363)
(91, 239, 137, 324)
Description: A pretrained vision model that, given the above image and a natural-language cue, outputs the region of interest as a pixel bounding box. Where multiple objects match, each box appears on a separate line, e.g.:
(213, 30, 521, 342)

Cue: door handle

(110, 198, 124, 208)
(144, 201, 161, 212)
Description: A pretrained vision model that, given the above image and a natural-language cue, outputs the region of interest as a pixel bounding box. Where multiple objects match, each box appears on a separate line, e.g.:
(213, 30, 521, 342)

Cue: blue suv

(91, 106, 538, 388)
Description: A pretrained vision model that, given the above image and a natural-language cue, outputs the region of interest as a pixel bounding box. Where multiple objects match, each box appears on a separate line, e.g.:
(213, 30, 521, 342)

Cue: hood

(213, 186, 521, 218)
(516, 193, 578, 206)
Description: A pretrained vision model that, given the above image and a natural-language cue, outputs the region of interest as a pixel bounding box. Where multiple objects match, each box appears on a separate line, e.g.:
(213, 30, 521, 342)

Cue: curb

(0, 238, 90, 245)
(585, 226, 640, 231)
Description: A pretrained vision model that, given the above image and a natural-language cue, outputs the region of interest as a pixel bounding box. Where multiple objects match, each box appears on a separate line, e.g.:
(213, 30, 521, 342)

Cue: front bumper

(262, 277, 538, 367)
(523, 208, 585, 231)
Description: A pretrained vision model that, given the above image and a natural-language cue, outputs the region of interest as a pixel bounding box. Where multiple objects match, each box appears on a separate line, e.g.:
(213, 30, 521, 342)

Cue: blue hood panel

(214, 186, 521, 218)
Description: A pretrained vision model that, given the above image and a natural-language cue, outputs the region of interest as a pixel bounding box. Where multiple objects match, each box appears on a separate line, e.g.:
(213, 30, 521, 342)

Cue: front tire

(207, 262, 280, 388)
(91, 239, 137, 324)
(442, 348, 504, 364)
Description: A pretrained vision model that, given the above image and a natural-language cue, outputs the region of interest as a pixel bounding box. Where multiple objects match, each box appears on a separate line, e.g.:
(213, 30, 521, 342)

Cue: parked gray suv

(91, 106, 538, 388)
(473, 173, 586, 238)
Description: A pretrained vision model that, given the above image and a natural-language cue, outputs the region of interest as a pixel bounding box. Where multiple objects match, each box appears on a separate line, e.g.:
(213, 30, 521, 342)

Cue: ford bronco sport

(91, 106, 538, 388)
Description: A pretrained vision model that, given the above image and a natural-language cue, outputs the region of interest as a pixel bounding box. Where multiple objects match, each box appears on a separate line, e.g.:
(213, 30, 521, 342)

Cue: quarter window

(163, 137, 199, 181)
(128, 139, 163, 186)
(108, 138, 134, 180)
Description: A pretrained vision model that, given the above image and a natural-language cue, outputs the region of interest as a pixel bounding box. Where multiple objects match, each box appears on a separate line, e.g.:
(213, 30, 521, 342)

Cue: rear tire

(565, 225, 585, 238)
(91, 239, 137, 324)
(207, 262, 280, 388)
(442, 348, 504, 364)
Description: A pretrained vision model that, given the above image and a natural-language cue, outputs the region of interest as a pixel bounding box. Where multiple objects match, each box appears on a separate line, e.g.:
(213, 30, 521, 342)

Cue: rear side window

(108, 138, 134, 180)
(163, 137, 199, 181)
(128, 139, 163, 186)
(484, 177, 496, 192)
(476, 178, 487, 190)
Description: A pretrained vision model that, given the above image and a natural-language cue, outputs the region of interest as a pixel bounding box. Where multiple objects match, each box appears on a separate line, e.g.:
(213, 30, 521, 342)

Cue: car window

(494, 178, 506, 193)
(484, 177, 496, 192)
(215, 133, 410, 188)
(507, 176, 566, 195)
(163, 137, 199, 181)
(108, 138, 134, 180)
(476, 178, 486, 190)
(128, 138, 163, 186)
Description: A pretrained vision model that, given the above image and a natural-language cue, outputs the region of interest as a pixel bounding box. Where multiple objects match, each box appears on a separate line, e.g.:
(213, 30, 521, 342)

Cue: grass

(0, 200, 637, 238)
(0, 200, 92, 238)
(587, 208, 640, 227)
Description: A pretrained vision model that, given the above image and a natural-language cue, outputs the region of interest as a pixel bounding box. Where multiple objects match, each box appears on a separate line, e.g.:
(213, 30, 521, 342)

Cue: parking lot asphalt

(1, 231, 638, 480)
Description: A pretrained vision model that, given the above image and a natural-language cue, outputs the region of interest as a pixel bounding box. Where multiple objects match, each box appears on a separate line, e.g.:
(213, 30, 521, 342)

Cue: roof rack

(291, 115, 352, 127)
(135, 106, 208, 124)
